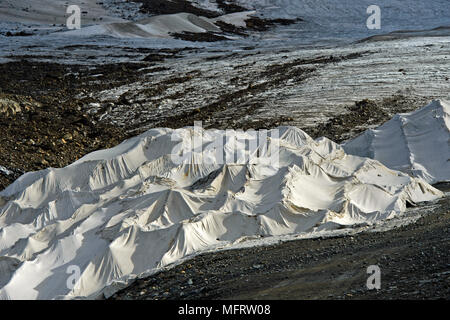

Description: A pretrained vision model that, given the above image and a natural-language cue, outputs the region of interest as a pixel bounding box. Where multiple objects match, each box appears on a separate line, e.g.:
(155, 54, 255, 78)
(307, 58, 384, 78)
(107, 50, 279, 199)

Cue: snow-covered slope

(0, 126, 442, 299)
(344, 100, 450, 184)
(59, 12, 222, 38)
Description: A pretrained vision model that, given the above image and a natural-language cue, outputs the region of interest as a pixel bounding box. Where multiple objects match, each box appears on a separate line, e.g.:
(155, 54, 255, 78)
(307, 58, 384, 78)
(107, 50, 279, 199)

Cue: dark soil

(304, 95, 431, 143)
(133, 0, 250, 17)
(170, 18, 300, 41)
(214, 21, 248, 36)
(132, 0, 222, 18)
(245, 17, 301, 32)
(171, 32, 230, 42)
(215, 17, 301, 37)
(216, 0, 248, 14)
(4, 31, 34, 37)
(111, 193, 450, 300)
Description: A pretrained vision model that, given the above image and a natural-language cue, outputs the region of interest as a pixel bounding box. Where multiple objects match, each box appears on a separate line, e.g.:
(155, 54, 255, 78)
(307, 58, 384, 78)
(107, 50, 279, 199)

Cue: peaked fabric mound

(343, 99, 450, 184)
(0, 126, 443, 299)
(60, 12, 227, 39)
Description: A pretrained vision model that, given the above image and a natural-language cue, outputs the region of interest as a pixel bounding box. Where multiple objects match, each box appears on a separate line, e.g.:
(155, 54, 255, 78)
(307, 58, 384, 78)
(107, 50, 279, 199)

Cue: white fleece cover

(344, 99, 450, 184)
(58, 12, 222, 39)
(0, 123, 443, 299)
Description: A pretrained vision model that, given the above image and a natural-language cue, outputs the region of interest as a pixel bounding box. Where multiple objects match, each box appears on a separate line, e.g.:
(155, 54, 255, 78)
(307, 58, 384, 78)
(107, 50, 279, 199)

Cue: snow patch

(0, 125, 443, 299)
(0, 166, 13, 176)
(57, 12, 221, 39)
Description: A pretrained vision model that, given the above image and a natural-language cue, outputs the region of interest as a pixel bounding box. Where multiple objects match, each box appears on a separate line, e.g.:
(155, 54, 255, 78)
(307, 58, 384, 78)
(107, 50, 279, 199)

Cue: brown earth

(303, 95, 431, 143)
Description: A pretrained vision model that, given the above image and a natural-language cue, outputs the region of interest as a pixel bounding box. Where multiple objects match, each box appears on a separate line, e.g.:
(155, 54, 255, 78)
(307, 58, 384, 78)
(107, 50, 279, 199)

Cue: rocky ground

(0, 60, 135, 189)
